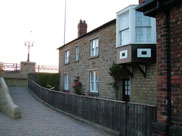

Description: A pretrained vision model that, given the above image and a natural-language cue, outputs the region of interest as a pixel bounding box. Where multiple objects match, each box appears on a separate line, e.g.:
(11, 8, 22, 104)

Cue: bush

(37, 73, 59, 90)
(72, 77, 84, 95)
(109, 64, 129, 99)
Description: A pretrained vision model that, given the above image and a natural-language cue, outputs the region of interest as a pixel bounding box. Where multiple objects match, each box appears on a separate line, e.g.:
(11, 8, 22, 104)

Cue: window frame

(116, 5, 156, 48)
(89, 70, 98, 93)
(75, 46, 79, 62)
(90, 38, 99, 57)
(64, 50, 70, 64)
(135, 11, 152, 43)
(64, 73, 69, 91)
(118, 11, 130, 46)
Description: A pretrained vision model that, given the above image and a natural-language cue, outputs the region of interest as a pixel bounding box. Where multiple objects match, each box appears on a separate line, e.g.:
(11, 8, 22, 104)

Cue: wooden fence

(28, 79, 156, 136)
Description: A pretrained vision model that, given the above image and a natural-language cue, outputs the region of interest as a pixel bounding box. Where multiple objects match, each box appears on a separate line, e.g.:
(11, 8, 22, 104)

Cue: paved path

(0, 87, 111, 136)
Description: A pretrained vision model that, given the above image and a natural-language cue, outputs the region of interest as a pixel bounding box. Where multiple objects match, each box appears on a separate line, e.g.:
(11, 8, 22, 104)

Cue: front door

(122, 79, 130, 102)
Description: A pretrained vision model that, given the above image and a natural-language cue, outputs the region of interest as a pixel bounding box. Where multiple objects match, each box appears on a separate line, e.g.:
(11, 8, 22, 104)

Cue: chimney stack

(139, 0, 144, 4)
(78, 20, 87, 37)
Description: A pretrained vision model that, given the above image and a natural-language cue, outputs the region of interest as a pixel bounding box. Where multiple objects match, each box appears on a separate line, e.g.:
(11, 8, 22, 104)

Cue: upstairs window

(89, 71, 98, 93)
(90, 38, 99, 57)
(116, 5, 156, 47)
(135, 12, 151, 43)
(75, 46, 79, 61)
(119, 11, 129, 46)
(64, 50, 70, 64)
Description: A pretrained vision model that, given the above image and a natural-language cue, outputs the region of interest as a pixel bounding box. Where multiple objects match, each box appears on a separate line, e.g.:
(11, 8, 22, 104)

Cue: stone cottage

(58, 5, 157, 105)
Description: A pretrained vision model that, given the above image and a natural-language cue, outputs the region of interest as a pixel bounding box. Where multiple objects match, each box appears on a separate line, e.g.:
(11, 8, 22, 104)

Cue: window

(90, 38, 99, 57)
(64, 74, 69, 90)
(75, 46, 79, 61)
(116, 5, 156, 47)
(123, 79, 130, 102)
(119, 11, 129, 46)
(64, 50, 70, 64)
(89, 71, 98, 93)
(135, 11, 151, 43)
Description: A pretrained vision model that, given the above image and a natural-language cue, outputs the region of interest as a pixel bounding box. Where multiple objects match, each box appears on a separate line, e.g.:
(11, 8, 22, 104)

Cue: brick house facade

(137, 0, 182, 135)
(58, 6, 157, 105)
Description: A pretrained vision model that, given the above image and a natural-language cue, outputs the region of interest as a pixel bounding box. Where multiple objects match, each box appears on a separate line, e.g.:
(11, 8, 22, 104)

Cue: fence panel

(28, 79, 156, 136)
(125, 103, 156, 136)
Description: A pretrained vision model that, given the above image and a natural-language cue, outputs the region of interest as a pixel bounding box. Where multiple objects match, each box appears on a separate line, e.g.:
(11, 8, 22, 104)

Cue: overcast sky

(0, 0, 138, 66)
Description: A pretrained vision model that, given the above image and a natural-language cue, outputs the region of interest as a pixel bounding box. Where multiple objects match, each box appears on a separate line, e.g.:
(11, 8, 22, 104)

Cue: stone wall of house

(59, 21, 116, 100)
(131, 64, 156, 105)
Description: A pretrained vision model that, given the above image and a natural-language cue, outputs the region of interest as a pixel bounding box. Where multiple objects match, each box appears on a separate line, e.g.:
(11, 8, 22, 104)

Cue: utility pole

(24, 41, 33, 62)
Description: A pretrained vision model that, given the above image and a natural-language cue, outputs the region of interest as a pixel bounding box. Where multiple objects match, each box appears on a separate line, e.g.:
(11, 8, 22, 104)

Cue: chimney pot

(78, 20, 87, 37)
(139, 0, 145, 4)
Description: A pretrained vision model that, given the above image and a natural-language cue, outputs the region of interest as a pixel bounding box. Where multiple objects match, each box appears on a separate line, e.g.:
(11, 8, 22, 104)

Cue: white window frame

(120, 50, 128, 59)
(89, 71, 98, 93)
(135, 11, 152, 43)
(119, 11, 130, 46)
(64, 73, 69, 90)
(75, 46, 79, 61)
(64, 50, 70, 64)
(90, 38, 99, 57)
(116, 5, 156, 47)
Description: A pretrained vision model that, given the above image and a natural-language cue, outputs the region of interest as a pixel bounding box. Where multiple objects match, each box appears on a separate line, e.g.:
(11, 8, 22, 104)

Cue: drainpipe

(156, 0, 172, 134)
(165, 8, 171, 136)
(156, 0, 172, 135)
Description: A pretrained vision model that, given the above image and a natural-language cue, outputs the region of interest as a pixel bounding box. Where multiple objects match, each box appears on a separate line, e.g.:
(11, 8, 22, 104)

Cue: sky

(0, 0, 138, 66)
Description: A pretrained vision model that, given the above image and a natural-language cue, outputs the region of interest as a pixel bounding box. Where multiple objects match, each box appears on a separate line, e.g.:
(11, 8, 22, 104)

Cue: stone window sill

(64, 63, 70, 66)
(74, 60, 79, 63)
(88, 92, 99, 97)
(88, 55, 99, 60)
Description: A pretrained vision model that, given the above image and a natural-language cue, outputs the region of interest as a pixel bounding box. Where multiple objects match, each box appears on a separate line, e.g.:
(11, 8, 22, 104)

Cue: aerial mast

(63, 0, 67, 45)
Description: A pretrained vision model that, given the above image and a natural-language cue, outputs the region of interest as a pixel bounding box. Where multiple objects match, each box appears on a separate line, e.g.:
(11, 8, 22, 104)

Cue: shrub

(72, 77, 84, 95)
(109, 64, 128, 99)
(37, 73, 59, 90)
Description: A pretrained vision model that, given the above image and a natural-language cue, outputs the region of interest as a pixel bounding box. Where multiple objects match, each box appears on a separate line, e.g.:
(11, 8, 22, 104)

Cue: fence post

(125, 101, 128, 136)
(16, 63, 17, 72)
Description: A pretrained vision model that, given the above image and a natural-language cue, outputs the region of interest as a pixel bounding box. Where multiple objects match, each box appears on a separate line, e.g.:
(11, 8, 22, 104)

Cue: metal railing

(0, 62, 58, 73)
(36, 65, 58, 73)
(0, 62, 20, 72)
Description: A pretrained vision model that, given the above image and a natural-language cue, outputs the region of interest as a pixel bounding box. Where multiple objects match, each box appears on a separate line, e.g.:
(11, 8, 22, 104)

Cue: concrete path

(0, 87, 111, 136)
